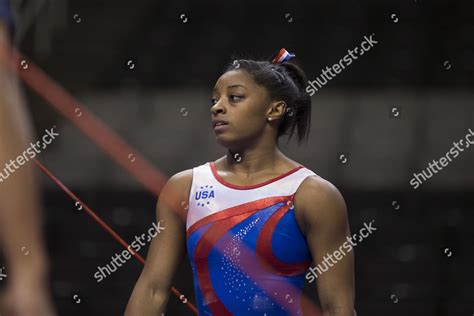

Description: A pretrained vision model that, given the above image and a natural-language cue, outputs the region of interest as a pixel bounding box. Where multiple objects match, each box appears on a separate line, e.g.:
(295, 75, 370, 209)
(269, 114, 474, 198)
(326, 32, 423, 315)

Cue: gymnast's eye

(210, 98, 218, 105)
(229, 95, 243, 102)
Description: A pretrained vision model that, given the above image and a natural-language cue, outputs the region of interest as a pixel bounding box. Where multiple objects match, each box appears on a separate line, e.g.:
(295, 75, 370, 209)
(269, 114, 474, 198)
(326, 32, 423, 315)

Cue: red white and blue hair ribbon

(271, 48, 296, 64)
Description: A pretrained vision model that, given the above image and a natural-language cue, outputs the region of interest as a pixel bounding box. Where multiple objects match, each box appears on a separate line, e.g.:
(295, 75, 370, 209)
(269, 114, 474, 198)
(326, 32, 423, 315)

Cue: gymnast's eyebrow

(212, 84, 247, 93)
(226, 84, 247, 89)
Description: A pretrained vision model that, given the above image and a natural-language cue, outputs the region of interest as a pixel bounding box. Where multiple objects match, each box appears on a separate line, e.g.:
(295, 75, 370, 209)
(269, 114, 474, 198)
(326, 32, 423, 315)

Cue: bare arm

(124, 169, 192, 316)
(295, 176, 356, 316)
(0, 20, 46, 280)
(0, 21, 56, 316)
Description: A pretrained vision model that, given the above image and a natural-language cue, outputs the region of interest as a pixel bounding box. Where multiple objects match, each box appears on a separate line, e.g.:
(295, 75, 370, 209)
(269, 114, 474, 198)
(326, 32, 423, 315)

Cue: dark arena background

(0, 0, 473, 315)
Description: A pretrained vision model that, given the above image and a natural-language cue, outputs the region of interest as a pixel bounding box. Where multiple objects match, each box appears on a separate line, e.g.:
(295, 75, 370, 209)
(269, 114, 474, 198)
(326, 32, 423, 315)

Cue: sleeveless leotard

(186, 161, 318, 315)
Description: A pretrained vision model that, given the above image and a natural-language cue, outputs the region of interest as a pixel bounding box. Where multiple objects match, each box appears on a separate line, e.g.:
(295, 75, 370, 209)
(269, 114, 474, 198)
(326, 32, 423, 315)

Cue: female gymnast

(125, 49, 356, 316)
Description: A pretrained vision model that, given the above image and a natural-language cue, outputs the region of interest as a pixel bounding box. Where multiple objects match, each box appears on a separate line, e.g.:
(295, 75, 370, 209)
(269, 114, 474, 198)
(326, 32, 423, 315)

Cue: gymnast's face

(211, 69, 273, 147)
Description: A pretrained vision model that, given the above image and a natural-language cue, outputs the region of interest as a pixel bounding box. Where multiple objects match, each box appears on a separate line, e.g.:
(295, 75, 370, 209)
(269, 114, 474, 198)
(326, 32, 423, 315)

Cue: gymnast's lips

(212, 119, 228, 127)
(212, 120, 229, 131)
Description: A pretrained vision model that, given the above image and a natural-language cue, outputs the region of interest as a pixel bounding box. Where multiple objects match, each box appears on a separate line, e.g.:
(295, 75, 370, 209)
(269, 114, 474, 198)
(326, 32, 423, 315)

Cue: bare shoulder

(294, 175, 348, 234)
(156, 168, 193, 221)
(166, 168, 193, 190)
(161, 168, 194, 201)
(295, 175, 345, 207)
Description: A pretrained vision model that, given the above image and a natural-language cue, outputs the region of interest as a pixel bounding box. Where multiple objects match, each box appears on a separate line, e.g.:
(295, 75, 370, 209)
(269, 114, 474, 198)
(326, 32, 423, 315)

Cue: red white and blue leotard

(186, 161, 318, 315)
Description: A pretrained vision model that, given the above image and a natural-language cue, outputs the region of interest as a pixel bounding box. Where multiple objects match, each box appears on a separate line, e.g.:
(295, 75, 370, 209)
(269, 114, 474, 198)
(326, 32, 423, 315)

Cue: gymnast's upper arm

(295, 176, 356, 315)
(138, 169, 193, 292)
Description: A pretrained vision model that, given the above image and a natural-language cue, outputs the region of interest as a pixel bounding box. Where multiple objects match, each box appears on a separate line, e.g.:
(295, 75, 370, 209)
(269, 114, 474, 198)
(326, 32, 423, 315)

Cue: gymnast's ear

(266, 100, 287, 121)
